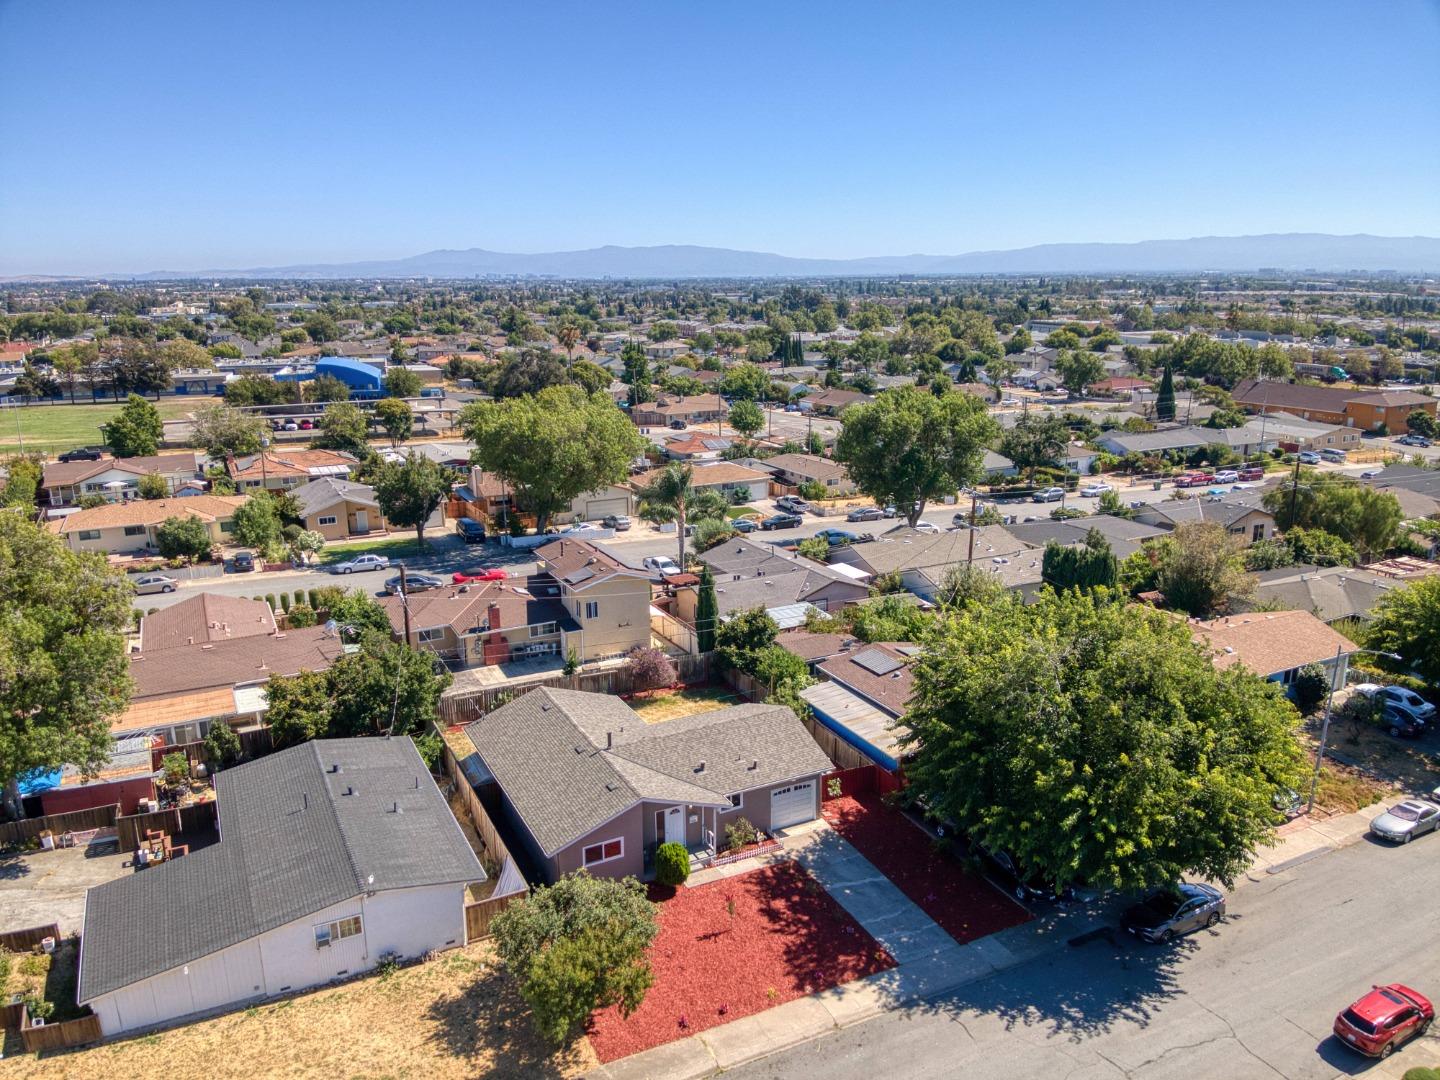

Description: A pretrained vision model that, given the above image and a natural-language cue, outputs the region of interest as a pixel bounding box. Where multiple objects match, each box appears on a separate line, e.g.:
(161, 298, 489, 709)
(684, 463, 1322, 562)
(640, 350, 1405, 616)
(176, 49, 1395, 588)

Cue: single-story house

(1244, 412, 1363, 452)
(78, 737, 484, 1036)
(42, 452, 202, 509)
(1237, 565, 1406, 625)
(1132, 493, 1277, 546)
(829, 524, 1042, 600)
(138, 593, 277, 653)
(49, 494, 247, 555)
(1089, 376, 1152, 398)
(762, 453, 856, 496)
(1095, 423, 1279, 458)
(632, 460, 771, 503)
(799, 642, 919, 773)
(1191, 610, 1356, 691)
(631, 395, 729, 429)
(460, 468, 634, 527)
(1065, 442, 1101, 475)
(801, 388, 874, 417)
(677, 537, 870, 623)
(290, 476, 441, 540)
(981, 449, 1018, 478)
(1007, 515, 1169, 560)
(661, 434, 733, 461)
(226, 449, 359, 492)
(464, 688, 833, 883)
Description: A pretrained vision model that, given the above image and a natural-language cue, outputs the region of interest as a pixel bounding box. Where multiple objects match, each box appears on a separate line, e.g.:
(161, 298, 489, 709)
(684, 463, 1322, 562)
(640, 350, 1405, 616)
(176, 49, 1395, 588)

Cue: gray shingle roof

(79, 737, 483, 1003)
(289, 476, 379, 519)
(464, 689, 833, 857)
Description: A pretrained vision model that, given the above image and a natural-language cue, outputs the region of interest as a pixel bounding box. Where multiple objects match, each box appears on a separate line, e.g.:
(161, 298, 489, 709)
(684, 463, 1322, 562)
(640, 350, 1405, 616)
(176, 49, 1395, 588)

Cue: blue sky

(2, 0, 1438, 275)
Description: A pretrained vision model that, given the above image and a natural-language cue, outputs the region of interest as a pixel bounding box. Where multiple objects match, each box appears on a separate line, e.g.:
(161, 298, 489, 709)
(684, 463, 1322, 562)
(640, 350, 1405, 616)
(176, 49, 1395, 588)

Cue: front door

(657, 805, 683, 845)
(354, 510, 369, 534)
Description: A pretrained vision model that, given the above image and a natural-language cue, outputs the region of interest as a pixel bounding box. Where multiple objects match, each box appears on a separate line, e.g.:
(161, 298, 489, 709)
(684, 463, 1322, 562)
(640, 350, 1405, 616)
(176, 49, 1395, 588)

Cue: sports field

(0, 399, 200, 456)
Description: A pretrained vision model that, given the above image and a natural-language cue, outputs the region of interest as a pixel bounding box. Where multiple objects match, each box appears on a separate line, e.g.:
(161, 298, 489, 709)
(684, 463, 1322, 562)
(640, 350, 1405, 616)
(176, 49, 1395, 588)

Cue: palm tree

(636, 462, 695, 569)
(556, 324, 580, 365)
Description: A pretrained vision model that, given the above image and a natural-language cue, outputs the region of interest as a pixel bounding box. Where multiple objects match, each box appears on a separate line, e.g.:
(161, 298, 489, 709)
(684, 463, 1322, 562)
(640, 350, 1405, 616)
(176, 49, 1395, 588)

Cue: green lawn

(318, 536, 429, 562)
(0, 399, 203, 455)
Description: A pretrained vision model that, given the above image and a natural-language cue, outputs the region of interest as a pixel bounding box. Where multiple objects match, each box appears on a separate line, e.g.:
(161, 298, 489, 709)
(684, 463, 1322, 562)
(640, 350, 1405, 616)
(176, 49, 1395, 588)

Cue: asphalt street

(728, 836, 1440, 1080)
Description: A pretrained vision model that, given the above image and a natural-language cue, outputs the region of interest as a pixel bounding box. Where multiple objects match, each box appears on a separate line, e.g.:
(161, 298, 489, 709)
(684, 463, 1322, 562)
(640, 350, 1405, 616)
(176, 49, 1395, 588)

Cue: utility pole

(966, 494, 978, 565)
(399, 563, 412, 646)
(1287, 453, 1301, 529)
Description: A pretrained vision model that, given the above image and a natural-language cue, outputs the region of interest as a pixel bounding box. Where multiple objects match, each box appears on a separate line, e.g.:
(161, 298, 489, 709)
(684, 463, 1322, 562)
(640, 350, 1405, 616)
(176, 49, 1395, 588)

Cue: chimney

(487, 602, 503, 633)
(606, 731, 613, 750)
(694, 760, 706, 774)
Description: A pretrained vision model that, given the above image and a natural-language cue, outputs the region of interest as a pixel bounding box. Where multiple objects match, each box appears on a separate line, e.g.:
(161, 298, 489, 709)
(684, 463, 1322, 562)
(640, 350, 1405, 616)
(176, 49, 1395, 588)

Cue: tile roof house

(1231, 378, 1437, 433)
(380, 579, 578, 668)
(660, 433, 733, 461)
(464, 688, 833, 883)
(79, 737, 484, 1036)
(41, 452, 202, 509)
(1191, 610, 1357, 692)
(226, 449, 358, 491)
(49, 494, 247, 555)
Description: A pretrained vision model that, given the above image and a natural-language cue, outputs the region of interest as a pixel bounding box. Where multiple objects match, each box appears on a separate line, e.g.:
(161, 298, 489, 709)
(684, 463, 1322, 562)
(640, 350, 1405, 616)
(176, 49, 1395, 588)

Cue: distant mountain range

(16, 233, 1440, 281)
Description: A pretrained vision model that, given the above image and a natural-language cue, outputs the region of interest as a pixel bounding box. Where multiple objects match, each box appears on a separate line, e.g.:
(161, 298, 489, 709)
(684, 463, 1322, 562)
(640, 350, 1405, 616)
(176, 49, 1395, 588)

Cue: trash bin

(1153, 480, 1162, 490)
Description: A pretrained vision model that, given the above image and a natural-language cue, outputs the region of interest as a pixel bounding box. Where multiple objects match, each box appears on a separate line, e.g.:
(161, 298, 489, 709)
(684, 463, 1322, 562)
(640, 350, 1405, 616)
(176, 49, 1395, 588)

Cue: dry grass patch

(628, 686, 739, 724)
(1, 944, 594, 1080)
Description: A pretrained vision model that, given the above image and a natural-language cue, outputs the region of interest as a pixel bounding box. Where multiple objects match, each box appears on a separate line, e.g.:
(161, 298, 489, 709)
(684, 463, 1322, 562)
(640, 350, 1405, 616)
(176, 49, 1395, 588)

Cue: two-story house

(533, 538, 655, 661)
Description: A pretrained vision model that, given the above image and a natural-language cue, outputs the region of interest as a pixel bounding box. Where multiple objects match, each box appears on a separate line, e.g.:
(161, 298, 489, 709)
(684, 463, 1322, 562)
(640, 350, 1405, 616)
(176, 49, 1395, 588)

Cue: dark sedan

(759, 513, 803, 530)
(1121, 882, 1225, 943)
(383, 572, 446, 595)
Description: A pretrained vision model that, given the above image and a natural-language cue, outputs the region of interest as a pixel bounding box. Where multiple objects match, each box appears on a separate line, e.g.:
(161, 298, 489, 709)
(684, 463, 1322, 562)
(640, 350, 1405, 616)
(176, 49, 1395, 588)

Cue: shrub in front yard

(491, 871, 658, 1046)
(724, 817, 759, 853)
(654, 842, 690, 887)
(1292, 663, 1329, 714)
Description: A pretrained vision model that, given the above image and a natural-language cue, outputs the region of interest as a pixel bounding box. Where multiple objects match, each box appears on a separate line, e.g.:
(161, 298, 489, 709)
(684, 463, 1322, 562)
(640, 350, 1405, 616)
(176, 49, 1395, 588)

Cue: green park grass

(0, 399, 199, 456)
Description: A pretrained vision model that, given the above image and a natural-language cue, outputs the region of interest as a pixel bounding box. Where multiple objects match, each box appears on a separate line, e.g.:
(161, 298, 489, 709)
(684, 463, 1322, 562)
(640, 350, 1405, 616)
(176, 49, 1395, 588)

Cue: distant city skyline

(1, 0, 1437, 276)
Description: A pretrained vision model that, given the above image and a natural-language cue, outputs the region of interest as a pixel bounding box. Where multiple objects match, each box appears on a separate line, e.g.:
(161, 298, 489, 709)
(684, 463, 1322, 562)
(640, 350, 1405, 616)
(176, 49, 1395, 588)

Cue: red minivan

(1334, 984, 1433, 1058)
(1238, 466, 1265, 481)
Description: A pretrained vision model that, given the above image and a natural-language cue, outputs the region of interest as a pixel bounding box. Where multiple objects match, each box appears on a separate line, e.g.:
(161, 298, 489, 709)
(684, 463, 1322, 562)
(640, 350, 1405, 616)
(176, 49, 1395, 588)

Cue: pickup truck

(1174, 471, 1215, 489)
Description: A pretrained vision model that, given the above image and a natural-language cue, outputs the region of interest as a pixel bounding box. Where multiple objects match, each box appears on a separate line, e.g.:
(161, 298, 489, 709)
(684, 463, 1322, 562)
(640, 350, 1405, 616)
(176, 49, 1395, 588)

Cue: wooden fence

(464, 892, 523, 942)
(438, 653, 713, 727)
(115, 800, 218, 851)
(18, 1005, 101, 1053)
(438, 740, 529, 942)
(821, 765, 902, 802)
(0, 804, 120, 848)
(0, 923, 59, 953)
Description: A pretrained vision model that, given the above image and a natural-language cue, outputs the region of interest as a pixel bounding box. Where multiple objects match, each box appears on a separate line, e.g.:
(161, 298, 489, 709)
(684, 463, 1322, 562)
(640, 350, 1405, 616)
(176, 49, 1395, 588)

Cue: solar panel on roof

(851, 648, 903, 676)
(563, 568, 595, 585)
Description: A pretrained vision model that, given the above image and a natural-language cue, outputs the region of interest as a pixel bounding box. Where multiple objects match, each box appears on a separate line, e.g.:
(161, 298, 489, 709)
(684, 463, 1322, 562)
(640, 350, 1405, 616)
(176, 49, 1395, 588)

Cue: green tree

(0, 511, 133, 812)
(635, 462, 696, 569)
(796, 536, 830, 562)
(719, 362, 770, 401)
(491, 871, 659, 1046)
(328, 639, 451, 738)
(203, 718, 242, 769)
(318, 587, 394, 637)
(136, 472, 170, 500)
(304, 373, 352, 404)
(264, 669, 333, 747)
(154, 515, 213, 563)
(902, 588, 1305, 892)
(0, 456, 42, 510)
(1367, 576, 1440, 685)
(1406, 410, 1438, 439)
(303, 313, 340, 343)
(188, 401, 267, 458)
(1153, 523, 1255, 616)
(1263, 475, 1402, 561)
(313, 402, 372, 457)
(101, 393, 163, 457)
(374, 398, 413, 447)
(288, 528, 326, 565)
(1055, 350, 1106, 397)
(998, 412, 1069, 485)
(695, 563, 719, 653)
(569, 359, 610, 396)
(1155, 364, 1177, 422)
(384, 367, 423, 399)
(846, 593, 934, 643)
(231, 490, 283, 552)
(834, 386, 997, 526)
(728, 398, 764, 439)
(1042, 530, 1118, 592)
(714, 607, 779, 674)
(373, 451, 450, 549)
(935, 562, 1007, 610)
(462, 386, 644, 534)
(619, 341, 651, 406)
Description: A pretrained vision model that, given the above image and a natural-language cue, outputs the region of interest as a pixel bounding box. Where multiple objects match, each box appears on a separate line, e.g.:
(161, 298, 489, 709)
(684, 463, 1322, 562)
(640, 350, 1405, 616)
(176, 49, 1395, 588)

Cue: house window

(318, 515, 338, 526)
(722, 792, 743, 813)
(585, 601, 599, 619)
(582, 838, 624, 867)
(78, 530, 101, 541)
(123, 525, 147, 536)
(219, 521, 235, 534)
(531, 622, 558, 637)
(417, 627, 443, 643)
(1252, 523, 1266, 542)
(314, 914, 362, 948)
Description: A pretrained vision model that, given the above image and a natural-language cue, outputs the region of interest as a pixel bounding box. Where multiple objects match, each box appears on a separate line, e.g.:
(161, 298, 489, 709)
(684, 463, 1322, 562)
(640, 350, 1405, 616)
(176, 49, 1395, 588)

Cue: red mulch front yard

(822, 792, 1031, 945)
(586, 860, 894, 1062)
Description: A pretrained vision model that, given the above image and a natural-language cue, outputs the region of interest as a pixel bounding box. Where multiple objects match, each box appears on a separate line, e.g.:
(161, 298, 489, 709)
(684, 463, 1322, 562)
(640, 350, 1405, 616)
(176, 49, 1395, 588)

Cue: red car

(1334, 984, 1433, 1058)
(1175, 471, 1216, 489)
(452, 569, 507, 584)
(1238, 466, 1265, 481)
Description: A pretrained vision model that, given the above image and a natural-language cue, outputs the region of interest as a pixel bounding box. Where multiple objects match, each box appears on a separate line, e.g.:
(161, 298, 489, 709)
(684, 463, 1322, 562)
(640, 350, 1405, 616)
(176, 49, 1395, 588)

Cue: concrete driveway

(0, 839, 129, 934)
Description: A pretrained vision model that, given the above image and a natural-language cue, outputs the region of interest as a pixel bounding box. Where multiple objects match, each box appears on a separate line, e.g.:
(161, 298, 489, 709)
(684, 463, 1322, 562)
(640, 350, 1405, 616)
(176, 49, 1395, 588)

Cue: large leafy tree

(373, 398, 413, 447)
(264, 669, 333, 748)
(833, 386, 997, 526)
(188, 401, 268, 458)
(1367, 576, 1440, 684)
(1054, 349, 1107, 398)
(373, 451, 450, 549)
(998, 412, 1070, 485)
(1263, 474, 1402, 562)
(1153, 522, 1255, 616)
(0, 511, 133, 812)
(0, 456, 42, 510)
(155, 515, 213, 563)
(492, 871, 659, 1046)
(327, 638, 451, 738)
(903, 588, 1305, 892)
(313, 402, 372, 457)
(101, 393, 163, 457)
(462, 386, 645, 533)
(231, 491, 283, 553)
(384, 367, 423, 399)
(727, 398, 764, 439)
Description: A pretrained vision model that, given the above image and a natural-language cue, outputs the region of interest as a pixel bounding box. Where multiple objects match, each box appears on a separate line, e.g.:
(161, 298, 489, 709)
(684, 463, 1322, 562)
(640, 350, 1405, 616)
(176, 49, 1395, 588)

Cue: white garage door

(770, 780, 816, 830)
(584, 497, 630, 519)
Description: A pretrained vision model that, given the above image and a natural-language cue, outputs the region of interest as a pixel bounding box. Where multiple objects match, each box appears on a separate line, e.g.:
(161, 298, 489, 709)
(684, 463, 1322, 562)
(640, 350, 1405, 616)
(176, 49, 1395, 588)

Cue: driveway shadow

(0, 854, 32, 880)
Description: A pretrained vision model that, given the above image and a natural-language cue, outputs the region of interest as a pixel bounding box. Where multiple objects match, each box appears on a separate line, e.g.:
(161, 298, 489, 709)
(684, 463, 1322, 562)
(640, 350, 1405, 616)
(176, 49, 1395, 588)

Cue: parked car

(813, 528, 865, 546)
(760, 513, 803, 531)
(331, 553, 390, 574)
(1369, 799, 1440, 843)
(133, 574, 179, 595)
(1211, 469, 1240, 483)
(732, 517, 760, 533)
(882, 505, 899, 518)
(1334, 984, 1434, 1059)
(384, 572, 445, 595)
(642, 555, 682, 575)
(230, 550, 255, 573)
(1361, 469, 1383, 480)
(1174, 471, 1215, 488)
(1238, 466, 1266, 481)
(1032, 487, 1065, 503)
(847, 506, 885, 522)
(775, 495, 810, 514)
(1079, 483, 1112, 497)
(1298, 450, 1322, 464)
(455, 517, 487, 543)
(602, 514, 632, 531)
(57, 446, 103, 463)
(911, 520, 942, 534)
(1321, 447, 1349, 462)
(1355, 684, 1437, 724)
(300, 418, 316, 430)
(452, 568, 507, 584)
(1121, 882, 1225, 943)
(1397, 434, 1432, 448)
(668, 419, 686, 430)
(972, 844, 1081, 904)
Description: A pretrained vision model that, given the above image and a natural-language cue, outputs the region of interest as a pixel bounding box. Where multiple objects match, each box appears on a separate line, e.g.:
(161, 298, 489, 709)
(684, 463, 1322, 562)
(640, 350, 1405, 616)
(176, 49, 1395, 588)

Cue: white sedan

(1079, 483, 1113, 497)
(331, 553, 391, 574)
(642, 555, 681, 576)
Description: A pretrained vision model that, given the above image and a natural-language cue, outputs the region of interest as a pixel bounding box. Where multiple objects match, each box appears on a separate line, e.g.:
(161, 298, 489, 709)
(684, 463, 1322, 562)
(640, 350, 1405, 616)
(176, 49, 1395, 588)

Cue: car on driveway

(1355, 684, 1437, 725)
(1121, 882, 1225, 943)
(230, 550, 255, 573)
(384, 572, 445, 595)
(1298, 450, 1322, 464)
(760, 513, 803, 530)
(642, 555, 682, 575)
(133, 574, 178, 595)
(847, 506, 885, 522)
(1032, 487, 1065, 503)
(1079, 482, 1112, 497)
(775, 495, 810, 514)
(331, 553, 390, 574)
(453, 568, 507, 584)
(1369, 799, 1440, 843)
(1334, 984, 1433, 1059)
(602, 514, 632, 531)
(732, 516, 760, 533)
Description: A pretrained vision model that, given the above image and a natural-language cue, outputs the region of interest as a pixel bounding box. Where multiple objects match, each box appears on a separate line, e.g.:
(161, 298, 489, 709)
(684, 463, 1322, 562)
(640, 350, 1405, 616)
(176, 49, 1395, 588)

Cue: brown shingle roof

(379, 583, 579, 637)
(227, 449, 357, 481)
(1191, 610, 1357, 678)
(817, 642, 917, 716)
(536, 538, 648, 590)
(53, 494, 246, 533)
(42, 452, 200, 489)
(139, 594, 277, 653)
(125, 624, 346, 704)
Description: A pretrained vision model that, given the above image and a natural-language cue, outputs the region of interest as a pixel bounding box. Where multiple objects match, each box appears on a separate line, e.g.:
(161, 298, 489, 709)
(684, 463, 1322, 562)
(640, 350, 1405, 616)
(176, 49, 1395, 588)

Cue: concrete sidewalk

(1238, 794, 1399, 885)
(591, 821, 1112, 1080)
